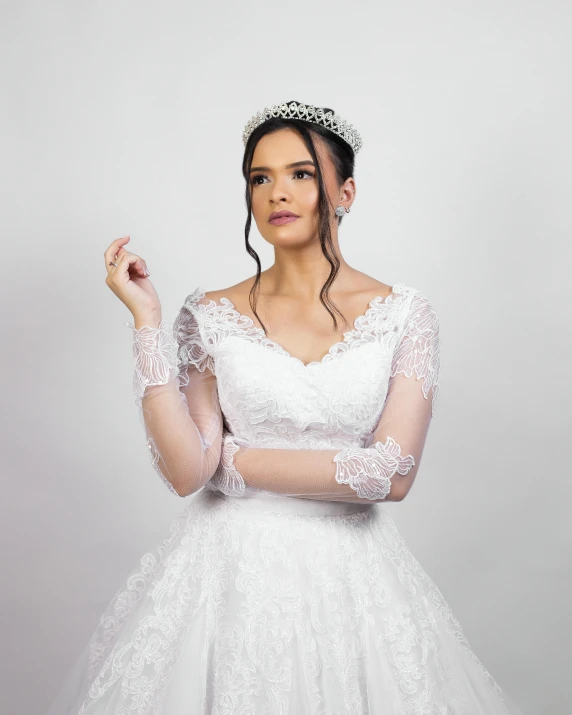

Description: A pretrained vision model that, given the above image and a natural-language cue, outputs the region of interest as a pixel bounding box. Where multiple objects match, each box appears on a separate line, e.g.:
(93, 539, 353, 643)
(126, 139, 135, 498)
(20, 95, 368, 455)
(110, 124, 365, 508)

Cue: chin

(263, 226, 314, 245)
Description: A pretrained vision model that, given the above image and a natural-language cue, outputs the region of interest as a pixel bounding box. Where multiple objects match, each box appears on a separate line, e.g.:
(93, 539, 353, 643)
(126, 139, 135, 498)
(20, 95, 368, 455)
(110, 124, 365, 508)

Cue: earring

(335, 205, 346, 217)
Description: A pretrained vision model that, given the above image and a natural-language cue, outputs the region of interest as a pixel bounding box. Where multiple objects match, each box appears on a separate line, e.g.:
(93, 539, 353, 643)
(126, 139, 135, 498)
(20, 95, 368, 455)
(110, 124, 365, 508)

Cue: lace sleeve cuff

(125, 320, 179, 402)
(208, 431, 247, 496)
(333, 437, 416, 500)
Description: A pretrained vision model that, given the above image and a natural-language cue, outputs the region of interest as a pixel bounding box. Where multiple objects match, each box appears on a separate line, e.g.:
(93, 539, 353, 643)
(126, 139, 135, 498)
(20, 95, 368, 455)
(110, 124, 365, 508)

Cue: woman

(46, 101, 523, 713)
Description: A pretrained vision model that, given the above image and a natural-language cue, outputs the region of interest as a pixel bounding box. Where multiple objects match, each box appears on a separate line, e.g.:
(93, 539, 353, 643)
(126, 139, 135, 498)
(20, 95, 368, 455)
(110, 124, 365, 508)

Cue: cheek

(298, 182, 319, 210)
(250, 189, 262, 214)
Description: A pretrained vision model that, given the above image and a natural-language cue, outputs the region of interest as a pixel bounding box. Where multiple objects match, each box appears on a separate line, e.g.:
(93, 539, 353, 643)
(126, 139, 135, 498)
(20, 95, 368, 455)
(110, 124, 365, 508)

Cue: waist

(208, 488, 376, 517)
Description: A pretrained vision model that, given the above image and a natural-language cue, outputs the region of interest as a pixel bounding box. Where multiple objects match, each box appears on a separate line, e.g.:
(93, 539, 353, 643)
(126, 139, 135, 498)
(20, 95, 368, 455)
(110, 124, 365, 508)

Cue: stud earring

(335, 205, 350, 217)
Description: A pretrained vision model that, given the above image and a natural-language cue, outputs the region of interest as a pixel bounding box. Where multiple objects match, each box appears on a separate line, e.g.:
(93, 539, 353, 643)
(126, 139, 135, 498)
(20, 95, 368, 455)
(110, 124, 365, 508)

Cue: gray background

(2, 2, 570, 713)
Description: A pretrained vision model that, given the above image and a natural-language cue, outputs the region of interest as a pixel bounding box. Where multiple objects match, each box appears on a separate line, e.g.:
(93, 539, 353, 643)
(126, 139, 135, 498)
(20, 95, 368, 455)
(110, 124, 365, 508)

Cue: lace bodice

(183, 282, 432, 451)
(126, 281, 440, 500)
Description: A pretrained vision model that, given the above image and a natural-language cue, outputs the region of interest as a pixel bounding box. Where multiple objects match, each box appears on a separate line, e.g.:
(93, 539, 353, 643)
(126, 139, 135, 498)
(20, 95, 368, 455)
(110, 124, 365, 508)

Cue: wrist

(132, 311, 163, 330)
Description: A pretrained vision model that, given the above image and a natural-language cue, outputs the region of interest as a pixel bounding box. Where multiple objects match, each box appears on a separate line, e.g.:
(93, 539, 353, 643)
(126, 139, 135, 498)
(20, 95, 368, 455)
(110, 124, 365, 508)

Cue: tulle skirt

(45, 488, 524, 714)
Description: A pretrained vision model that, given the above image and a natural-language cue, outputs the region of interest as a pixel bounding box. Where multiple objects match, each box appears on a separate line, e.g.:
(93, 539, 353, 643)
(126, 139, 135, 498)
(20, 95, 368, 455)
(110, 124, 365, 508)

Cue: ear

(339, 177, 356, 211)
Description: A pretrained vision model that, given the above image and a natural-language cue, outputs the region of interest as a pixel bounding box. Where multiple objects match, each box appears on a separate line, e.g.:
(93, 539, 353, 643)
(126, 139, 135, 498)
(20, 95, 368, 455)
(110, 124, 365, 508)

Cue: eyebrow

(249, 160, 315, 173)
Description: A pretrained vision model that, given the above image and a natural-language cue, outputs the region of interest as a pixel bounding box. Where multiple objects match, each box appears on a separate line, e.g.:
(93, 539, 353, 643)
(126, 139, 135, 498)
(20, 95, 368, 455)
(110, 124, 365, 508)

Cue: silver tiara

(242, 101, 363, 154)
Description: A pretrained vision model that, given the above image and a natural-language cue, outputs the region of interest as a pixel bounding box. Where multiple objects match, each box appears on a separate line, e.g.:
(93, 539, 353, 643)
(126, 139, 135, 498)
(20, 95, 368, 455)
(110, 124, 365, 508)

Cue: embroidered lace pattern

(184, 283, 409, 370)
(54, 282, 516, 714)
(333, 436, 417, 500)
(178, 284, 440, 502)
(74, 491, 510, 714)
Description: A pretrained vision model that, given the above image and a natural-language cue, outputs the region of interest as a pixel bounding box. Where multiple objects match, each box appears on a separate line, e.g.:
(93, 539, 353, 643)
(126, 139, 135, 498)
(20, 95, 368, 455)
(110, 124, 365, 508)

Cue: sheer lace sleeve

(210, 291, 440, 503)
(124, 289, 223, 496)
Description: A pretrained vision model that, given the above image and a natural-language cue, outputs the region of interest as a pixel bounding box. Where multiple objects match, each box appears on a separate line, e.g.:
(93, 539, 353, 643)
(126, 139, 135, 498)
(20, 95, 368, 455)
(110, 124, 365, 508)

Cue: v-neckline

(190, 282, 406, 369)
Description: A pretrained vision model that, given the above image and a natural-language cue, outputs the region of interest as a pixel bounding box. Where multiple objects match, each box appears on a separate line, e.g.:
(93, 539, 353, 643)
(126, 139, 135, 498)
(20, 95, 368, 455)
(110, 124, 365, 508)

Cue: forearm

(211, 368, 435, 505)
(226, 440, 413, 503)
(128, 319, 223, 497)
(206, 287, 438, 504)
(140, 379, 221, 496)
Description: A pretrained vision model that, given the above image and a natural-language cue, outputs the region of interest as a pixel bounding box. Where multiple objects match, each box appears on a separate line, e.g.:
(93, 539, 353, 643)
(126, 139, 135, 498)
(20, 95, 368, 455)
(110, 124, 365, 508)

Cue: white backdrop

(2, 2, 570, 713)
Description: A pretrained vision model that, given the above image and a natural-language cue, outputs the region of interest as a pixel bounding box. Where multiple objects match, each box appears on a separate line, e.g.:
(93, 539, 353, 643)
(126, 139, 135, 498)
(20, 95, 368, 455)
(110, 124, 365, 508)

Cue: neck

(262, 238, 354, 300)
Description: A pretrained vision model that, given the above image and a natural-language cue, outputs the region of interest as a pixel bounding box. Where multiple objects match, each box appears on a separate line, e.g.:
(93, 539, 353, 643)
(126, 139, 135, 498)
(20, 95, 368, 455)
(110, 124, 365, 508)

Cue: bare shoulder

(345, 271, 394, 301)
(202, 277, 255, 305)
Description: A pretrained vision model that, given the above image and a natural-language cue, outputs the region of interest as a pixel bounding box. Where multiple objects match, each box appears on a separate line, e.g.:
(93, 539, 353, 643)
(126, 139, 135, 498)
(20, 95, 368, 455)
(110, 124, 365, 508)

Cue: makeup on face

(268, 210, 300, 226)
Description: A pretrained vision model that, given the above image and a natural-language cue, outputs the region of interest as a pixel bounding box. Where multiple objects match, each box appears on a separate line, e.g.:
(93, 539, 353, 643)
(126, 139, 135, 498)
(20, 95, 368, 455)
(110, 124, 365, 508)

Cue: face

(248, 127, 355, 247)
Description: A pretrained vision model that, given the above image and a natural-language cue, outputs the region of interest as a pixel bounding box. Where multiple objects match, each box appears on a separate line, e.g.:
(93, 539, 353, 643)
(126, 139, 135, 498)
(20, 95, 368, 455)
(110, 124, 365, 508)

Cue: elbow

(173, 480, 200, 498)
(166, 456, 221, 498)
(163, 475, 192, 498)
(173, 467, 220, 498)
(174, 485, 191, 498)
(174, 440, 222, 498)
(155, 465, 195, 498)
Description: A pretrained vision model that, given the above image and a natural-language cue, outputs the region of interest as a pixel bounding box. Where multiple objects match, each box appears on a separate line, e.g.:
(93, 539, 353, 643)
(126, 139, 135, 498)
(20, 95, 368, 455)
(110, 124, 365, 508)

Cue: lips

(269, 210, 299, 225)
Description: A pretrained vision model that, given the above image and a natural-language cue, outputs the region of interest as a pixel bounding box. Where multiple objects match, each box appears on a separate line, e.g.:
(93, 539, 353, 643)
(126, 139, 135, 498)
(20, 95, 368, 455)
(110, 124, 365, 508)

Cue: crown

(242, 101, 363, 154)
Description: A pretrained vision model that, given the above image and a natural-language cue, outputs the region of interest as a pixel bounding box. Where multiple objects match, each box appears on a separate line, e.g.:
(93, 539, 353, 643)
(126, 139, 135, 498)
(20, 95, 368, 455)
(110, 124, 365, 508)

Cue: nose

(269, 175, 291, 204)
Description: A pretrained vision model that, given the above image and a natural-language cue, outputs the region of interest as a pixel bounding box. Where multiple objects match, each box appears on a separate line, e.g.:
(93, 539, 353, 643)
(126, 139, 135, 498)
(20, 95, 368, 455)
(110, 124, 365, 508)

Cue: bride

(46, 101, 523, 714)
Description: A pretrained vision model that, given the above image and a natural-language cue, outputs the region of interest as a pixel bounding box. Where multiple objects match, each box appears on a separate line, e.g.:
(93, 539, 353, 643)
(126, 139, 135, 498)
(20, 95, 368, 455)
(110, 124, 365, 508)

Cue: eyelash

(250, 169, 315, 186)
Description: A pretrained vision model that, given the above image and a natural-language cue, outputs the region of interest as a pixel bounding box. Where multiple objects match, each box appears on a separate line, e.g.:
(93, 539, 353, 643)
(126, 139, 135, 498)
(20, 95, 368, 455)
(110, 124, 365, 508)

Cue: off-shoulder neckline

(185, 282, 410, 368)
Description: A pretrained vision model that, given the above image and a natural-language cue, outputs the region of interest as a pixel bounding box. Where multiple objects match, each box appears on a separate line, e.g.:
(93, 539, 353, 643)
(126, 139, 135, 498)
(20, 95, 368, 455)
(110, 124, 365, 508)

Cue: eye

(250, 174, 267, 186)
(294, 169, 315, 179)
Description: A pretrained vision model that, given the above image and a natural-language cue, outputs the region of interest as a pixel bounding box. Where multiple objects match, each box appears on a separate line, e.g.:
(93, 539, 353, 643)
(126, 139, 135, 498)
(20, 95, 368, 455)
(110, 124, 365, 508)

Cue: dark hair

(241, 102, 356, 334)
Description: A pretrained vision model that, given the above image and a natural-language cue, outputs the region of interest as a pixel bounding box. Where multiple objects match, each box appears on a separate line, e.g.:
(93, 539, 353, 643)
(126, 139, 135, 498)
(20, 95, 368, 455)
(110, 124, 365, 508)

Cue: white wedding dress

(45, 282, 524, 714)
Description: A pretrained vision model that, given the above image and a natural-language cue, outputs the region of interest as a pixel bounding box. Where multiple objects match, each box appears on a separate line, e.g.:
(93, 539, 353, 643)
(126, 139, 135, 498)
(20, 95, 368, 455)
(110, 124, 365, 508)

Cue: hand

(210, 431, 247, 497)
(104, 236, 161, 321)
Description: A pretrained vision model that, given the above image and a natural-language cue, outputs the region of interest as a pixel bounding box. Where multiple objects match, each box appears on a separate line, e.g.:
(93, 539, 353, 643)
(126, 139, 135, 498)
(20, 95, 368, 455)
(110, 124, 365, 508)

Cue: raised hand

(104, 235, 161, 326)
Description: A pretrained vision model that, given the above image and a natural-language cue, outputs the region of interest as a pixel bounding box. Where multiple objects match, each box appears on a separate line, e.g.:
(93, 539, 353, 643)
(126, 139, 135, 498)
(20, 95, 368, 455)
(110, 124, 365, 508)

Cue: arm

(210, 292, 440, 503)
(125, 295, 223, 497)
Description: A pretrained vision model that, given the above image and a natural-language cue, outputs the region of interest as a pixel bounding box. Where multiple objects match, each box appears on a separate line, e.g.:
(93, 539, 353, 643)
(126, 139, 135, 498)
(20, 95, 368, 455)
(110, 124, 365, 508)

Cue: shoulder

(394, 285, 440, 360)
(184, 277, 254, 308)
(394, 281, 439, 317)
(204, 280, 250, 305)
(354, 273, 439, 324)
(390, 283, 440, 360)
(338, 270, 394, 303)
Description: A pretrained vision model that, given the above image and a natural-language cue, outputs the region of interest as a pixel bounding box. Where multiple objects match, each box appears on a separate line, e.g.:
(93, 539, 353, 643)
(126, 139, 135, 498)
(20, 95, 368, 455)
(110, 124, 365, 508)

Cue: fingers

(104, 235, 131, 271)
(115, 252, 149, 280)
(104, 235, 150, 279)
